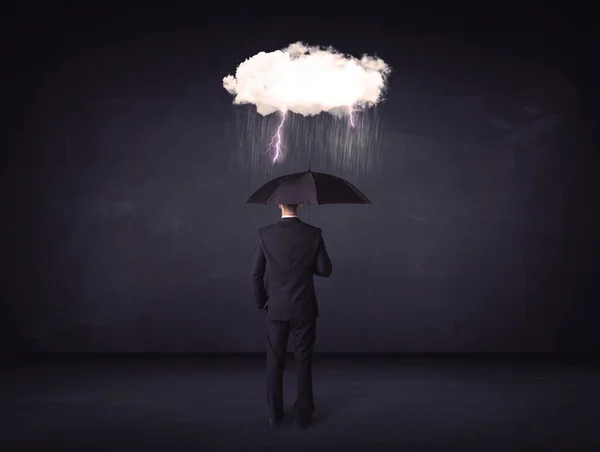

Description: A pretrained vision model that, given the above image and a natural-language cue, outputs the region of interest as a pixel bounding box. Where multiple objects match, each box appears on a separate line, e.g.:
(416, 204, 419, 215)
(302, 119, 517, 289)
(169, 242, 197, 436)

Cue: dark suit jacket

(251, 217, 332, 320)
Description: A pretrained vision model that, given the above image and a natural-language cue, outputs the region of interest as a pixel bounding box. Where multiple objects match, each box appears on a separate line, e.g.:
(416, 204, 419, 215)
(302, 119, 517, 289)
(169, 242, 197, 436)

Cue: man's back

(251, 205, 332, 429)
(252, 217, 332, 320)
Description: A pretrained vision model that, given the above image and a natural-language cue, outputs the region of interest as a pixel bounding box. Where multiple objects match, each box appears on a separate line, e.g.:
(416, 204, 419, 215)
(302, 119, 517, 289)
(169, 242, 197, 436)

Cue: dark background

(3, 6, 599, 353)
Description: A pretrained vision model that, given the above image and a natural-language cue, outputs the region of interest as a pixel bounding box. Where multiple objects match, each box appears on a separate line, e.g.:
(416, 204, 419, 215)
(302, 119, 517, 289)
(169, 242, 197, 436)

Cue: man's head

(279, 203, 299, 216)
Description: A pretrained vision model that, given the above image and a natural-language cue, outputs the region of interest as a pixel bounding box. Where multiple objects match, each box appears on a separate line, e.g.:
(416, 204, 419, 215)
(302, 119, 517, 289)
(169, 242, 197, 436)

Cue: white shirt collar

(281, 215, 298, 218)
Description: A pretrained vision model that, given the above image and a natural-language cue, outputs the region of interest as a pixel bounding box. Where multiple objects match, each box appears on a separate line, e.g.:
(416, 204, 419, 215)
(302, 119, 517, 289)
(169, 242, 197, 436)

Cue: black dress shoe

(269, 417, 282, 429)
(296, 416, 312, 429)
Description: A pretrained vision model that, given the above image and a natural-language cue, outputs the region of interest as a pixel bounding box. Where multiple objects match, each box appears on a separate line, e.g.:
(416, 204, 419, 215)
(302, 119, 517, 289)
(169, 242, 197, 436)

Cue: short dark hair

(282, 204, 299, 211)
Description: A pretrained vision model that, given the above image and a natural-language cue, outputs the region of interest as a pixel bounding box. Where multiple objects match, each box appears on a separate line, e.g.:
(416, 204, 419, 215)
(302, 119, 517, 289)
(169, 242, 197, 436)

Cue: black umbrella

(245, 169, 371, 205)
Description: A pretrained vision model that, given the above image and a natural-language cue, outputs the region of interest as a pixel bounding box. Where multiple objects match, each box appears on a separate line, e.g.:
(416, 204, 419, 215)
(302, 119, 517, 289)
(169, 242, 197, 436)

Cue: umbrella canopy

(245, 170, 371, 205)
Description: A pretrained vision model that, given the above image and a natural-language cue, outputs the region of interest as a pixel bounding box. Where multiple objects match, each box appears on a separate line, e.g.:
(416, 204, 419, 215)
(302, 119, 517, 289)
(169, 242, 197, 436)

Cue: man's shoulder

(257, 223, 279, 235)
(257, 224, 273, 235)
(304, 223, 322, 234)
(297, 222, 322, 237)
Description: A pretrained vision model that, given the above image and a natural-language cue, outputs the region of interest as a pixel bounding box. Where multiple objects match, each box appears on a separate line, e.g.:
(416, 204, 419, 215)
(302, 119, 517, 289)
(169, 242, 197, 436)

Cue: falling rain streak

(228, 106, 384, 181)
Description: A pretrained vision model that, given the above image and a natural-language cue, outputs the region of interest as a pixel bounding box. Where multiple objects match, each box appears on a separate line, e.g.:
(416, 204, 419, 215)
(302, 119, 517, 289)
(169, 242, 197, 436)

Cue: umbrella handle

(307, 159, 311, 224)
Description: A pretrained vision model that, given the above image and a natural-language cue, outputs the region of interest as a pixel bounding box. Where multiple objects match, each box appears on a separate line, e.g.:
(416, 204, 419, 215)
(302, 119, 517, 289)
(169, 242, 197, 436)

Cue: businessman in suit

(251, 203, 332, 429)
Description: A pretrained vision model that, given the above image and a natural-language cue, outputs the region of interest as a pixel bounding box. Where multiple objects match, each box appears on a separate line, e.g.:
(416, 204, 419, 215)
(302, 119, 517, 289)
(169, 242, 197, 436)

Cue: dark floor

(2, 354, 599, 451)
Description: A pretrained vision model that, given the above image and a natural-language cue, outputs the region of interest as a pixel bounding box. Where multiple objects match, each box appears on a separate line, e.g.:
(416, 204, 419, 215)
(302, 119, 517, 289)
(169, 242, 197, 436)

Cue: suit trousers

(266, 316, 317, 420)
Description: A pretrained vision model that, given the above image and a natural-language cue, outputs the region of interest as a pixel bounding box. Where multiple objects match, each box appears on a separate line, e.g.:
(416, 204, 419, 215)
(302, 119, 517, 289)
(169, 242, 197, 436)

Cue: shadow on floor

(316, 390, 369, 426)
(278, 391, 362, 427)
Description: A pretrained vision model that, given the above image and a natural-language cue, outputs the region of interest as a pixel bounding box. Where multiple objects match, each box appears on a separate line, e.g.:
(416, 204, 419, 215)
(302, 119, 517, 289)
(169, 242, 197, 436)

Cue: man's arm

(251, 235, 269, 310)
(313, 231, 332, 278)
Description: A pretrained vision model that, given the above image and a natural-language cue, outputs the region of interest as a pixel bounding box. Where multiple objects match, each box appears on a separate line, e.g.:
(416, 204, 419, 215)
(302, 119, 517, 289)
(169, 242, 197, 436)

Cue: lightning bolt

(266, 108, 355, 164)
(267, 111, 287, 163)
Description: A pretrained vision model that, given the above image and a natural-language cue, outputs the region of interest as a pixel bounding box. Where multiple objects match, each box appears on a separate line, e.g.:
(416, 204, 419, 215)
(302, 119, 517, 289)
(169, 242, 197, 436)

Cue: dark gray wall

(3, 17, 599, 352)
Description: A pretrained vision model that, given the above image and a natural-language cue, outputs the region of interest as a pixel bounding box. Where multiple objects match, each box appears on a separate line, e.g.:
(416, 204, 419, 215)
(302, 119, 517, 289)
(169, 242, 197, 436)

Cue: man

(251, 203, 332, 430)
